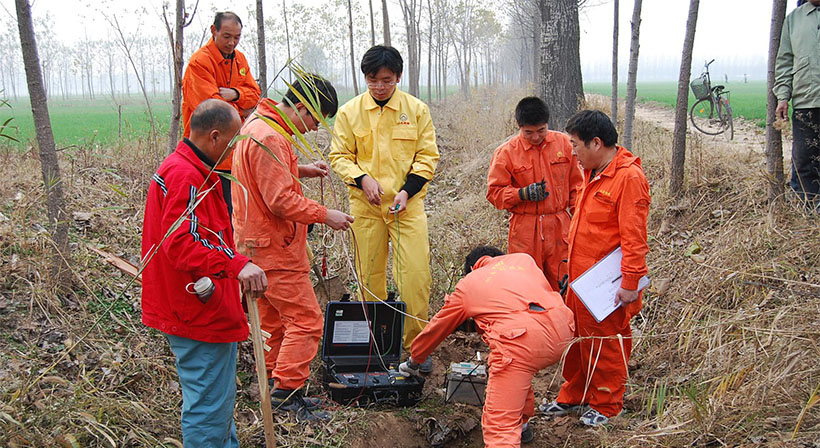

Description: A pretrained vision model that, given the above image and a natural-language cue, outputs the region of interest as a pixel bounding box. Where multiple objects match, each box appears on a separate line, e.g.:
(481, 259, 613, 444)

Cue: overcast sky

(3, 0, 796, 81)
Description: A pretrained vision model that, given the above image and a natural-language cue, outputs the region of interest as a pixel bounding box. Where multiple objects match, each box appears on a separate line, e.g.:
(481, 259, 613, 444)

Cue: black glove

(518, 181, 548, 202)
(558, 274, 569, 296)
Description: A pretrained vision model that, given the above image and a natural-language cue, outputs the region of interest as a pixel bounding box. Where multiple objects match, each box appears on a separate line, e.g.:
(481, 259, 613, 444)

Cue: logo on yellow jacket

(239, 67, 247, 76)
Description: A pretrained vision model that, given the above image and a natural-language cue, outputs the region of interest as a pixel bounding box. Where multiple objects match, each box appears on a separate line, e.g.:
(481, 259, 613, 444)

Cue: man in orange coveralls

(399, 247, 575, 447)
(232, 75, 354, 420)
(487, 97, 583, 291)
(182, 11, 261, 214)
(539, 110, 650, 426)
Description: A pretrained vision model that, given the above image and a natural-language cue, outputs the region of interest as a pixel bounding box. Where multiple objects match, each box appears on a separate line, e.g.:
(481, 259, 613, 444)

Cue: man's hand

(361, 175, 384, 206)
(219, 87, 239, 102)
(300, 161, 330, 178)
(238, 262, 267, 298)
(391, 190, 409, 213)
(519, 180, 548, 202)
(615, 287, 640, 307)
(398, 359, 420, 377)
(776, 100, 789, 121)
(325, 209, 354, 230)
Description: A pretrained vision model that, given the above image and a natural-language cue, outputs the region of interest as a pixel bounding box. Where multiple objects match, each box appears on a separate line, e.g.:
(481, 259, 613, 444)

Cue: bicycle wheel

(690, 97, 725, 135)
(719, 98, 733, 140)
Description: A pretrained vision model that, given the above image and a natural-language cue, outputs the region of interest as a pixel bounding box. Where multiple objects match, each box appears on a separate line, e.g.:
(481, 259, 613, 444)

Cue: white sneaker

(579, 407, 609, 426)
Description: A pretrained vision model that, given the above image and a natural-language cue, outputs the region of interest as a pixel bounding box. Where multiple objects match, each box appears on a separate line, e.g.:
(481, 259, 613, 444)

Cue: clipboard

(569, 246, 650, 323)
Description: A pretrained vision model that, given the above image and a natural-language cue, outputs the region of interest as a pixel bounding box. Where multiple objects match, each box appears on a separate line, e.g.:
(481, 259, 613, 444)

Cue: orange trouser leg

(483, 360, 538, 448)
(557, 292, 632, 417)
(508, 213, 569, 292)
(257, 269, 324, 390)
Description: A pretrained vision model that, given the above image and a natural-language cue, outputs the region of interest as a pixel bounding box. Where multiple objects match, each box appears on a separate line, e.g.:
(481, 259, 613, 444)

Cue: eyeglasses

(366, 80, 398, 88)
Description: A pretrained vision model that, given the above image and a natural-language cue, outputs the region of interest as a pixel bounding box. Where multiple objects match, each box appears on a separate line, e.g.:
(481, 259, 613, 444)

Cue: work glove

(398, 359, 421, 377)
(558, 274, 569, 296)
(518, 180, 548, 202)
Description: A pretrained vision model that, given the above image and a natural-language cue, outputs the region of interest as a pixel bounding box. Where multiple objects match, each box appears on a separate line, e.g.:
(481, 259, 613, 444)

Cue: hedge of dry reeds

(0, 89, 818, 447)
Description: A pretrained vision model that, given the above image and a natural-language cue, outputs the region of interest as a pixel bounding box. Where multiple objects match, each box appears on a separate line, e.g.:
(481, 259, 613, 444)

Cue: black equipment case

(321, 300, 424, 406)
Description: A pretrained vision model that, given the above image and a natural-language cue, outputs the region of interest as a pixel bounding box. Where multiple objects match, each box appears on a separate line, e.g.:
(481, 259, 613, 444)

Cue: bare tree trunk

(399, 0, 420, 96)
(256, 0, 268, 97)
(347, 0, 359, 95)
(164, 0, 186, 154)
(427, 0, 433, 103)
(670, 0, 699, 196)
(381, 0, 391, 46)
(766, 0, 787, 202)
(15, 0, 70, 284)
(368, 0, 376, 46)
(611, 0, 619, 124)
(622, 0, 642, 150)
(538, 0, 584, 130)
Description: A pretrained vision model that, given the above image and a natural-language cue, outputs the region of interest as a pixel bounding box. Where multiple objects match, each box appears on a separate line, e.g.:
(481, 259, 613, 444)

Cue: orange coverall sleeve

(567, 153, 584, 215)
(184, 57, 224, 105)
(617, 171, 650, 290)
(409, 288, 468, 363)
(250, 134, 328, 225)
(486, 147, 523, 211)
(233, 55, 261, 112)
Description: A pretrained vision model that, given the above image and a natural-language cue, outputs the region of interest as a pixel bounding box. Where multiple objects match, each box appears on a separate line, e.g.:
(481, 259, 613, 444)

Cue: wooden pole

(246, 292, 276, 448)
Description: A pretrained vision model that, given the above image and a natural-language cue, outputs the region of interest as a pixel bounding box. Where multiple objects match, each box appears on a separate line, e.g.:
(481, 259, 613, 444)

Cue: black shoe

(521, 422, 534, 444)
(269, 381, 322, 409)
(271, 389, 331, 422)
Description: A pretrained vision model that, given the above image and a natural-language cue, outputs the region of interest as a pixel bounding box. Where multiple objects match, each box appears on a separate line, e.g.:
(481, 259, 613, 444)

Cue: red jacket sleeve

(158, 176, 249, 280)
(410, 288, 468, 363)
(250, 133, 328, 225)
(487, 145, 523, 210)
(617, 169, 650, 290)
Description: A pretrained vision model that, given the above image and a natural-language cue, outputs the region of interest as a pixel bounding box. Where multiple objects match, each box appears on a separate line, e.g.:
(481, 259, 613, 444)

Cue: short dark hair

(361, 45, 403, 77)
(214, 11, 242, 30)
(565, 110, 619, 147)
(515, 97, 550, 127)
(464, 246, 505, 275)
(190, 99, 237, 133)
(281, 74, 339, 118)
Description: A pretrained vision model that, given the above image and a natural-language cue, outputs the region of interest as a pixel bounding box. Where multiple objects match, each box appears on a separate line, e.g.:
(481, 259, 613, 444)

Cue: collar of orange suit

(254, 99, 294, 136)
(521, 131, 557, 151)
(363, 90, 400, 111)
(205, 38, 236, 62)
(588, 146, 637, 180)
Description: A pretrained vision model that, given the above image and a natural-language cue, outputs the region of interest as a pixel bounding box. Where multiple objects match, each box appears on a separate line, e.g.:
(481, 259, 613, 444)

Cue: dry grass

(0, 90, 818, 447)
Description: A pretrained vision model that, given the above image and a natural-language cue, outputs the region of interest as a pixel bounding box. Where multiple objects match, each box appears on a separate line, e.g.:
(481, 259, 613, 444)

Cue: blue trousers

(167, 334, 239, 448)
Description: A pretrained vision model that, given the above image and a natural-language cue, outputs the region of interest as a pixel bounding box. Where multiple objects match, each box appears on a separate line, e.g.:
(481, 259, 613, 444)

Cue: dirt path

(633, 100, 770, 155)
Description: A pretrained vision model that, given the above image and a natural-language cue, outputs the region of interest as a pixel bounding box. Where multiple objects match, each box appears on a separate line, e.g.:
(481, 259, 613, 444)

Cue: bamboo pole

(246, 291, 276, 448)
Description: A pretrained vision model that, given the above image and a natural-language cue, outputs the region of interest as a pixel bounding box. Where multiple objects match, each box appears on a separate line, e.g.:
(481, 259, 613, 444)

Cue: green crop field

(0, 86, 459, 149)
(585, 81, 768, 126)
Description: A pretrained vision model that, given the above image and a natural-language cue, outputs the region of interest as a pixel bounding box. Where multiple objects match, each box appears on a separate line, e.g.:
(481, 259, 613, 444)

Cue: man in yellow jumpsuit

(329, 45, 439, 372)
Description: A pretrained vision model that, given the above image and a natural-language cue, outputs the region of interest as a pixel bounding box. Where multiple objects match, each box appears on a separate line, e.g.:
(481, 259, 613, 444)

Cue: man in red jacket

(540, 110, 650, 427)
(141, 99, 267, 446)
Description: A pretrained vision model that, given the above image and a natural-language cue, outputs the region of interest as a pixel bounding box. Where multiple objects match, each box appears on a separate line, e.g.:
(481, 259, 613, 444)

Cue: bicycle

(689, 59, 734, 140)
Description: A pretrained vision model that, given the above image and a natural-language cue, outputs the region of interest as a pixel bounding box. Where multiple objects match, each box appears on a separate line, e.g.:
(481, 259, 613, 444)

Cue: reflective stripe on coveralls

(231, 99, 328, 389)
(329, 89, 439, 349)
(410, 253, 575, 448)
(556, 146, 650, 417)
(487, 132, 583, 291)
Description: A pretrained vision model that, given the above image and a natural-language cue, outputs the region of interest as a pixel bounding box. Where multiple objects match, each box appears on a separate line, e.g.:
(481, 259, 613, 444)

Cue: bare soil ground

(1, 90, 818, 447)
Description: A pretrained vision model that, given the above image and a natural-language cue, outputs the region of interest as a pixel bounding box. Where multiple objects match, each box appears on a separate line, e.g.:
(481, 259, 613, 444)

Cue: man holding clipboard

(539, 110, 650, 426)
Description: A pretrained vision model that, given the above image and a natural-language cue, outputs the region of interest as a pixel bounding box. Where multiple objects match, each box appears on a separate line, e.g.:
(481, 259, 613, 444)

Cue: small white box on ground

(445, 362, 487, 406)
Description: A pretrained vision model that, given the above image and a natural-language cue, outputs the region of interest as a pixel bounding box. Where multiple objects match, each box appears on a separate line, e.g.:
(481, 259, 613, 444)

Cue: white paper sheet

(569, 246, 650, 323)
(332, 321, 371, 344)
